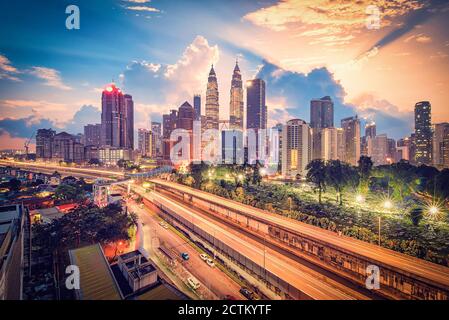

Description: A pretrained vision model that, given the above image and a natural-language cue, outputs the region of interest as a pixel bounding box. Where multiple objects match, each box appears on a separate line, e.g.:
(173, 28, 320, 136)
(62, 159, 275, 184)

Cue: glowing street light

(260, 168, 267, 176)
(356, 194, 364, 203)
(237, 174, 244, 181)
(429, 206, 439, 215)
(383, 200, 393, 210)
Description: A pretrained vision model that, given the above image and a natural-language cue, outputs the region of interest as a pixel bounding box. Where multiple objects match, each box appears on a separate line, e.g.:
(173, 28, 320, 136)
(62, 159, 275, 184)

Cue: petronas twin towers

(205, 61, 244, 131)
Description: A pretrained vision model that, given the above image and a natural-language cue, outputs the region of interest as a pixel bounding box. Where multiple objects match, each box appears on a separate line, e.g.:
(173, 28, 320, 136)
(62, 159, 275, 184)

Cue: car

(187, 277, 200, 290)
(223, 295, 237, 300)
(181, 252, 190, 260)
(206, 258, 215, 268)
(199, 253, 208, 261)
(239, 287, 254, 300)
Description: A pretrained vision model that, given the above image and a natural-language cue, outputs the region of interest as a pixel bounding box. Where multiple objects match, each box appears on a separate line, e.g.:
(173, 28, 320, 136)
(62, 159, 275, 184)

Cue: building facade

(205, 65, 219, 131)
(36, 128, 56, 160)
(84, 124, 101, 147)
(310, 96, 334, 160)
(138, 129, 152, 158)
(414, 101, 432, 165)
(341, 116, 361, 166)
(281, 119, 312, 178)
(229, 61, 244, 130)
(193, 94, 201, 121)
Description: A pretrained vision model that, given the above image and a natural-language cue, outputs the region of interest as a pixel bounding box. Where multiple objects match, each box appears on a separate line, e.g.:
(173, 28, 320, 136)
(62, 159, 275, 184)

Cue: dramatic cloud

(244, 0, 424, 46)
(125, 6, 160, 12)
(29, 66, 72, 90)
(0, 54, 21, 81)
(122, 35, 219, 111)
(255, 60, 412, 138)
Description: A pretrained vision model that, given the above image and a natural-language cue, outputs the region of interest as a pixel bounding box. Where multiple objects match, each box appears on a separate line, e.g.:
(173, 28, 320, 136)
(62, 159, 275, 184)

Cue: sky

(0, 0, 448, 151)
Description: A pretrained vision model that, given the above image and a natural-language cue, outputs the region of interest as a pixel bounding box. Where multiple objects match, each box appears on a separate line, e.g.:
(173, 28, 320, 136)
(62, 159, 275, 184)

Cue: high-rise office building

(246, 78, 267, 131)
(138, 129, 152, 157)
(387, 138, 396, 163)
(367, 134, 388, 166)
(414, 101, 432, 165)
(36, 128, 56, 160)
(124, 94, 134, 150)
(177, 101, 194, 131)
(321, 127, 340, 161)
(281, 119, 312, 178)
(433, 122, 449, 169)
(84, 124, 101, 147)
(151, 122, 162, 157)
(310, 96, 334, 129)
(229, 61, 244, 130)
(52, 132, 84, 163)
(162, 110, 178, 160)
(310, 96, 334, 160)
(341, 116, 361, 166)
(246, 79, 267, 160)
(365, 121, 376, 138)
(205, 65, 219, 130)
(101, 84, 133, 150)
(193, 94, 201, 121)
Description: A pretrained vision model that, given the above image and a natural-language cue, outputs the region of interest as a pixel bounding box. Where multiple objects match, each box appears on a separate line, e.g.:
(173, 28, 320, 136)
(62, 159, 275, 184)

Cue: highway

(128, 198, 245, 300)
(150, 179, 449, 293)
(141, 186, 370, 300)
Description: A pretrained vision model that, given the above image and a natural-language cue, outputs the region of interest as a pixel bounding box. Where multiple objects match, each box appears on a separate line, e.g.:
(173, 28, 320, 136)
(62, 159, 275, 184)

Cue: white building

(367, 134, 388, 166)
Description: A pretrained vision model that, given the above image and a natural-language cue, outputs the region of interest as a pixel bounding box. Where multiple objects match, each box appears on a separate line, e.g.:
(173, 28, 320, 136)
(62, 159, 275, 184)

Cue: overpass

(149, 178, 449, 300)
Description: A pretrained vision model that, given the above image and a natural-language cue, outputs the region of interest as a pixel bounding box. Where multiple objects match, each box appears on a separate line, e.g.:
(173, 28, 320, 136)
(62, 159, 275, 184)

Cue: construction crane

(24, 131, 35, 159)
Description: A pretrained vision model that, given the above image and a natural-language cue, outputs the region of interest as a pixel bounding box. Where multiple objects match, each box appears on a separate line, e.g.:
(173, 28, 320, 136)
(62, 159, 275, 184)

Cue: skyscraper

(321, 127, 339, 161)
(205, 65, 219, 130)
(433, 122, 449, 168)
(246, 79, 267, 131)
(367, 134, 388, 166)
(36, 128, 56, 160)
(101, 83, 133, 149)
(414, 101, 432, 165)
(281, 119, 312, 178)
(310, 96, 334, 159)
(138, 128, 152, 157)
(341, 116, 361, 166)
(124, 94, 134, 150)
(151, 121, 162, 157)
(365, 121, 376, 138)
(162, 110, 178, 160)
(246, 78, 267, 160)
(177, 101, 194, 131)
(229, 60, 244, 130)
(193, 94, 201, 121)
(310, 96, 334, 129)
(84, 124, 101, 147)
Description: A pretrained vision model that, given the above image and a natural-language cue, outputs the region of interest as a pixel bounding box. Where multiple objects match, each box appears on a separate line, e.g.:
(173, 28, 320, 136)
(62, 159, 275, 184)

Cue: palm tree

(306, 159, 326, 204)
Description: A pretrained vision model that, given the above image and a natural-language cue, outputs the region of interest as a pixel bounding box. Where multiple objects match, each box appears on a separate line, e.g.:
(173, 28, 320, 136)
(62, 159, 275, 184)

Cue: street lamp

(356, 194, 364, 203)
(383, 200, 392, 210)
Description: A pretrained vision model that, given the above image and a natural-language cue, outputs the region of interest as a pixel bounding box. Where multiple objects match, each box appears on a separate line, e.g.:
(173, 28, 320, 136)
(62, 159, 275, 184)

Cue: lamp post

(378, 216, 381, 247)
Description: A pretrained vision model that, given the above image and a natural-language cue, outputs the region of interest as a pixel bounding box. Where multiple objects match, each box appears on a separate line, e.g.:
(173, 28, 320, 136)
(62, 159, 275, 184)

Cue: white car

(187, 277, 200, 290)
(199, 253, 208, 261)
(206, 258, 215, 268)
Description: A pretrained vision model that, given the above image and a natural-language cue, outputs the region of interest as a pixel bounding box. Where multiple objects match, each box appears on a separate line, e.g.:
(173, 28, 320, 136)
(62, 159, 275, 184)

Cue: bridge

(149, 178, 449, 300)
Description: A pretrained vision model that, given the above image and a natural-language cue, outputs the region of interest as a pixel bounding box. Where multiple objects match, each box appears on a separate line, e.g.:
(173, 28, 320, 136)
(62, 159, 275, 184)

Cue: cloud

(125, 6, 160, 12)
(122, 35, 219, 109)
(0, 54, 21, 81)
(124, 0, 151, 3)
(255, 60, 412, 138)
(243, 0, 424, 46)
(29, 66, 72, 90)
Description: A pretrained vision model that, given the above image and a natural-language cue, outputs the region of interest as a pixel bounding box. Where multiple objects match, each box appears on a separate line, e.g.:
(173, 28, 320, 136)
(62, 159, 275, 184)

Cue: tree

(8, 178, 21, 192)
(188, 161, 208, 189)
(252, 161, 262, 186)
(358, 156, 373, 191)
(54, 184, 85, 202)
(306, 159, 326, 204)
(409, 207, 424, 226)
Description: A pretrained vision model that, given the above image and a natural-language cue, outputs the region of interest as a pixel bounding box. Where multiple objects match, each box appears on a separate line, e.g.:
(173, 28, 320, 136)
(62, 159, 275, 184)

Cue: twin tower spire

(205, 60, 243, 131)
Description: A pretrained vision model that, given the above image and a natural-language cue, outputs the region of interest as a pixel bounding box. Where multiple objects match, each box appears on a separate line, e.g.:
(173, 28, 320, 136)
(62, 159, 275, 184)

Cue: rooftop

(69, 244, 122, 300)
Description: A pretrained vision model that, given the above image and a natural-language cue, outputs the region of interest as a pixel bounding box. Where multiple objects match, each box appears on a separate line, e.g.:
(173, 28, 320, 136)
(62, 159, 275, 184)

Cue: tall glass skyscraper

(246, 78, 266, 130)
(193, 94, 201, 121)
(205, 65, 219, 130)
(414, 101, 432, 165)
(229, 61, 243, 130)
(310, 96, 334, 159)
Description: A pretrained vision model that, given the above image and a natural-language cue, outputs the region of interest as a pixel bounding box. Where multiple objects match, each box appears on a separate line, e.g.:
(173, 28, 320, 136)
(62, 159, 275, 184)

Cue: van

(187, 277, 200, 290)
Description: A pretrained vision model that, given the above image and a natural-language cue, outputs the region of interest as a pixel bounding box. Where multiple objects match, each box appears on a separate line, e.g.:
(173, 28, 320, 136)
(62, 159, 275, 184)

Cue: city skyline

(1, 0, 449, 151)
